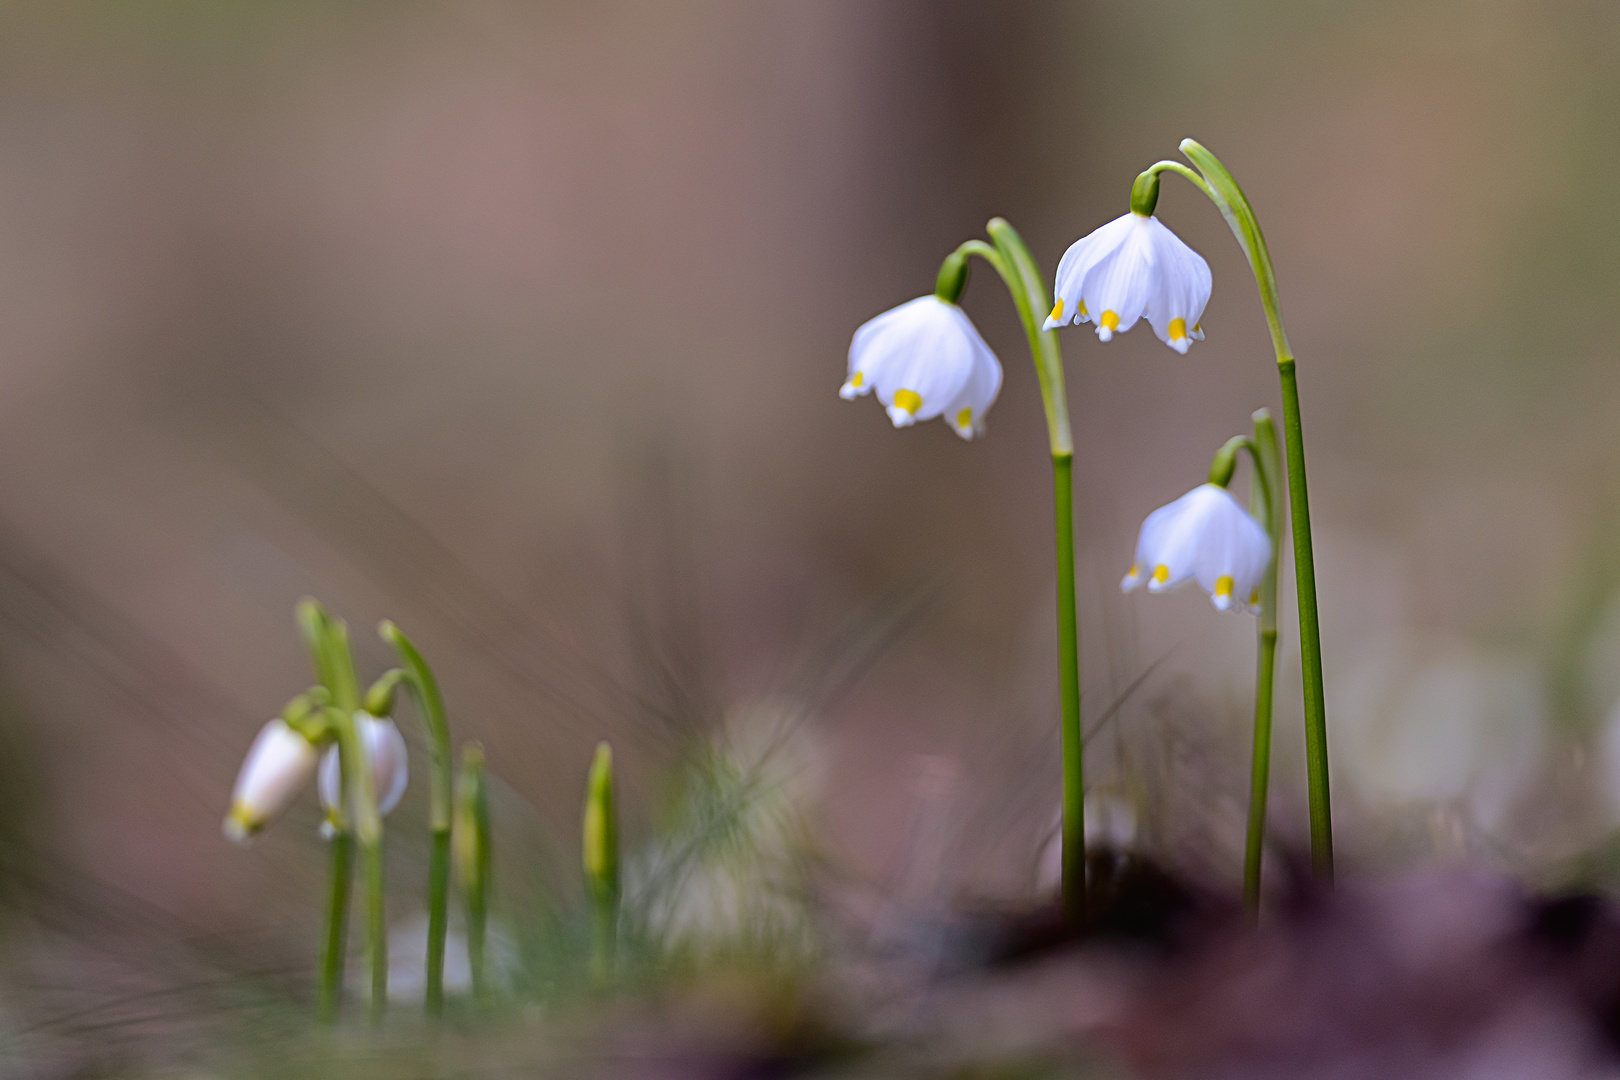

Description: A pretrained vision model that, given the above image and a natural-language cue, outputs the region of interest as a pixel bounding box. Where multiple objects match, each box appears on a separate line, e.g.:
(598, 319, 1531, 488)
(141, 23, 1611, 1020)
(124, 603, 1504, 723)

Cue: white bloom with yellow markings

(842, 296, 1002, 438)
(317, 713, 410, 835)
(1122, 483, 1270, 613)
(224, 718, 321, 843)
(1044, 212, 1212, 354)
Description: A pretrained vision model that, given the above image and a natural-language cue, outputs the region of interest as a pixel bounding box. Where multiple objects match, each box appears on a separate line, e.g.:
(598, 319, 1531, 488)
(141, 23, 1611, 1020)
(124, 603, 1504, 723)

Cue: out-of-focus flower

(1122, 483, 1270, 612)
(317, 713, 409, 832)
(842, 296, 1002, 438)
(1044, 213, 1212, 354)
(224, 718, 321, 843)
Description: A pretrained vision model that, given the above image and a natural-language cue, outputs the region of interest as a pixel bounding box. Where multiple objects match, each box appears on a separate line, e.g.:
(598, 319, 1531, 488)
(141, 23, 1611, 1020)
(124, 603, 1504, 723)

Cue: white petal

(1141, 217, 1213, 353)
(1080, 216, 1156, 340)
(225, 719, 320, 842)
(318, 714, 411, 820)
(942, 331, 1003, 439)
(847, 296, 981, 424)
(1127, 483, 1268, 610)
(1050, 214, 1134, 329)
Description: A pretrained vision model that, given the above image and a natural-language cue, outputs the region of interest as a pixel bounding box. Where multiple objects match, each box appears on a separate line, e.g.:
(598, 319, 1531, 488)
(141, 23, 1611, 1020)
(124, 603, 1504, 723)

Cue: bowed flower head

(842, 296, 1002, 439)
(317, 713, 409, 835)
(1122, 483, 1270, 612)
(1044, 213, 1212, 354)
(224, 718, 321, 843)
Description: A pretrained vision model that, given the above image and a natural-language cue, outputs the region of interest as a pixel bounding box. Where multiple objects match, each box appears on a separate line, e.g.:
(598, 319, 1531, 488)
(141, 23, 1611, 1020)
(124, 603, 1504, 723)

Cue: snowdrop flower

(1044, 212, 1212, 354)
(1122, 483, 1270, 612)
(842, 296, 1002, 438)
(224, 718, 321, 843)
(317, 713, 409, 836)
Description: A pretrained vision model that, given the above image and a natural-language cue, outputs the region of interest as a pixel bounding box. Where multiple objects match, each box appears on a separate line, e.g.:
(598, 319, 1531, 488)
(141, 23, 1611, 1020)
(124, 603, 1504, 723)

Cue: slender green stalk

(946, 220, 1084, 923)
(379, 621, 455, 1016)
(1156, 141, 1334, 878)
(456, 742, 491, 998)
(1052, 453, 1085, 924)
(583, 742, 619, 986)
(316, 832, 352, 1023)
(1244, 411, 1283, 915)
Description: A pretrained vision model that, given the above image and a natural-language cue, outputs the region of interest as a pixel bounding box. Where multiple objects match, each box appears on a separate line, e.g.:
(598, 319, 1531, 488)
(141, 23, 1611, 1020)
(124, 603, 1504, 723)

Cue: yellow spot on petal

(1168, 317, 1187, 341)
(1101, 310, 1120, 332)
(1152, 564, 1169, 585)
(1193, 322, 1202, 333)
(892, 389, 922, 415)
(1215, 575, 1234, 598)
(1126, 563, 1139, 578)
(1050, 299, 1064, 321)
(1078, 299, 1089, 316)
(1248, 588, 1261, 606)
(850, 371, 864, 388)
(956, 407, 973, 429)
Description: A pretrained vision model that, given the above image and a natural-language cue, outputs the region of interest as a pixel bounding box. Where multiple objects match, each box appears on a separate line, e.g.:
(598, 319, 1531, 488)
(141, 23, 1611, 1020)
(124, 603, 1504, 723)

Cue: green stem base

(1053, 453, 1085, 926)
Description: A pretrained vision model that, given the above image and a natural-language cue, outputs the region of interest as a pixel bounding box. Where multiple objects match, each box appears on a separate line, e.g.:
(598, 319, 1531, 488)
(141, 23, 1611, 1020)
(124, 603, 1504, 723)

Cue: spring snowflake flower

(224, 718, 321, 843)
(841, 296, 1002, 439)
(1122, 483, 1270, 612)
(1044, 213, 1212, 354)
(317, 713, 409, 835)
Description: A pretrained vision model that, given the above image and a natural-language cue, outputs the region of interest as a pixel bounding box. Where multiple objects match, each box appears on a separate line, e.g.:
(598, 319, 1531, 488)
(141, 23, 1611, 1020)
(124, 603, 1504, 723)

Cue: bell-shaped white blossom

(224, 718, 321, 843)
(1044, 213, 1212, 354)
(1121, 483, 1270, 612)
(842, 296, 1002, 439)
(318, 713, 409, 833)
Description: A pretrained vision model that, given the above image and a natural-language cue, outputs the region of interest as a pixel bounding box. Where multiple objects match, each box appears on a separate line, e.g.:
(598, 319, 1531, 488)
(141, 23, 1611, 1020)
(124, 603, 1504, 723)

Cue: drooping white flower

(1121, 483, 1270, 612)
(224, 718, 321, 843)
(318, 713, 409, 832)
(1044, 213, 1212, 354)
(842, 296, 1002, 438)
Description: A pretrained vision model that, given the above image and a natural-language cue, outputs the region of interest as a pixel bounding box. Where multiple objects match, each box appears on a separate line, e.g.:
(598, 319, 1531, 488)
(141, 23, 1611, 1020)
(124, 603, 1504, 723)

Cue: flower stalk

(297, 600, 389, 1023)
(1146, 141, 1334, 878)
(455, 741, 491, 998)
(379, 621, 456, 1017)
(943, 220, 1084, 923)
(583, 742, 620, 985)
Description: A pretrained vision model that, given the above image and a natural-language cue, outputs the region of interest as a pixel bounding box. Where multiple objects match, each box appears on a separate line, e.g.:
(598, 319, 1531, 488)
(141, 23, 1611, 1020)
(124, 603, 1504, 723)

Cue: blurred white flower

(842, 296, 1002, 438)
(317, 713, 409, 834)
(1044, 212, 1212, 354)
(223, 718, 321, 843)
(1122, 483, 1270, 613)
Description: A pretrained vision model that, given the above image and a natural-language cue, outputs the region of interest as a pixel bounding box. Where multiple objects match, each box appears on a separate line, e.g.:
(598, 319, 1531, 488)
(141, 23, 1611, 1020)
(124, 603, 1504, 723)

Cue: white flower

(1044, 213, 1212, 354)
(842, 296, 1002, 438)
(224, 718, 321, 843)
(317, 713, 409, 833)
(1121, 483, 1270, 612)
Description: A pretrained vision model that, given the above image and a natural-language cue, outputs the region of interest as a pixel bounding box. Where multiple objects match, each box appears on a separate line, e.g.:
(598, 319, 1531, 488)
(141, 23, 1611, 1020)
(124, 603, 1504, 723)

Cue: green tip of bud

(582, 742, 619, 901)
(1130, 169, 1161, 217)
(363, 669, 405, 717)
(1209, 437, 1244, 488)
(934, 250, 969, 304)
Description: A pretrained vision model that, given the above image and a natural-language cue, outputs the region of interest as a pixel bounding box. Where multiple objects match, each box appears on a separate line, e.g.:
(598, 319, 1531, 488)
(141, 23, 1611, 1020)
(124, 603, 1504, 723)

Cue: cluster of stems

(935, 139, 1332, 924)
(292, 600, 490, 1022)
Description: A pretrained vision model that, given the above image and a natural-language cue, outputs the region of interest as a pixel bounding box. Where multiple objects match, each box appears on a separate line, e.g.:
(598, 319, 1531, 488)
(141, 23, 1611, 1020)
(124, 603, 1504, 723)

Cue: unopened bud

(224, 718, 320, 843)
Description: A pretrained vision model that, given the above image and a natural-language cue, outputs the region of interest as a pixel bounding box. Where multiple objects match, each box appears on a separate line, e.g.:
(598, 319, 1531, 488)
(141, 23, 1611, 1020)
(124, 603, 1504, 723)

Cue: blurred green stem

(946, 220, 1084, 925)
(299, 600, 388, 1022)
(380, 622, 455, 1017)
(1156, 141, 1333, 879)
(456, 742, 491, 998)
(583, 743, 619, 986)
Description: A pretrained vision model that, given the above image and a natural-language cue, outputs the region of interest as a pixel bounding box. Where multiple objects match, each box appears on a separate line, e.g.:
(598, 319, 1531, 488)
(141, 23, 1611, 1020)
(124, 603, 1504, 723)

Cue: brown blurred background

(0, 0, 1614, 972)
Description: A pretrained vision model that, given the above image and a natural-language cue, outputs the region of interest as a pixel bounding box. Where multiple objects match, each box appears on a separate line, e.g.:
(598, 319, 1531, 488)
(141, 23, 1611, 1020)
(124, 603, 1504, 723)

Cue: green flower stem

(298, 600, 389, 1021)
(456, 742, 491, 998)
(316, 832, 352, 1023)
(583, 742, 619, 986)
(946, 220, 1083, 922)
(1160, 140, 1334, 879)
(379, 621, 455, 1017)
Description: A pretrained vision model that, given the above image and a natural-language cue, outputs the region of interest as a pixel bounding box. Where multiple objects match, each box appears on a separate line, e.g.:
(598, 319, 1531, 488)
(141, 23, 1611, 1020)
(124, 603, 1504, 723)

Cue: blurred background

(2, 0, 1620, 1067)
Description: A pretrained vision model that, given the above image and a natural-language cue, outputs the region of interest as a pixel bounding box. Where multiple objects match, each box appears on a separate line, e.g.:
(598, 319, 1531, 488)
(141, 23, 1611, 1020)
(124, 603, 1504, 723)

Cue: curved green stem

(379, 621, 454, 1016)
(946, 222, 1084, 922)
(1168, 141, 1332, 879)
(316, 833, 352, 1023)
